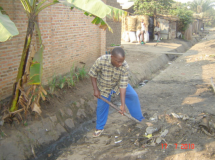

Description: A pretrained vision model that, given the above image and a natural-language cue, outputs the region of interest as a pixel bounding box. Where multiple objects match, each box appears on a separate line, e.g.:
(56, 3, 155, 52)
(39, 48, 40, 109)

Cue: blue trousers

(96, 84, 144, 130)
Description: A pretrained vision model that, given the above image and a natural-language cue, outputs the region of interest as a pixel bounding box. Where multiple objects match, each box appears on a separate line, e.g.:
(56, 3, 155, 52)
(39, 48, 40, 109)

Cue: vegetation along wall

(0, 0, 109, 101)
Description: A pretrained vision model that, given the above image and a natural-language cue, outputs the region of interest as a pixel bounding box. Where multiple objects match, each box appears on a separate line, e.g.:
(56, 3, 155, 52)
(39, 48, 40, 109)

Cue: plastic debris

(139, 80, 148, 87)
(150, 113, 158, 121)
(146, 127, 158, 134)
(144, 134, 152, 139)
(182, 114, 189, 120)
(171, 113, 183, 119)
(115, 140, 122, 144)
(160, 129, 168, 137)
(0, 120, 4, 126)
(139, 82, 146, 87)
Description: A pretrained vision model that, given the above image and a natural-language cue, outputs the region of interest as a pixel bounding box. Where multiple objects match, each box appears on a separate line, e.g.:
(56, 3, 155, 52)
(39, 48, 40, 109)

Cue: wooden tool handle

(99, 96, 140, 123)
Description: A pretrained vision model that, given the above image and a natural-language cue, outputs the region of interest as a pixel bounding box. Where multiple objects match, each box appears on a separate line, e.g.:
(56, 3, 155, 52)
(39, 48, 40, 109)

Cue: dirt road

(52, 33, 215, 160)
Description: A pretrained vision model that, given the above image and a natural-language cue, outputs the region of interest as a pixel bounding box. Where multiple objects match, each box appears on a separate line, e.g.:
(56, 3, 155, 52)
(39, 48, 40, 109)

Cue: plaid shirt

(89, 55, 129, 98)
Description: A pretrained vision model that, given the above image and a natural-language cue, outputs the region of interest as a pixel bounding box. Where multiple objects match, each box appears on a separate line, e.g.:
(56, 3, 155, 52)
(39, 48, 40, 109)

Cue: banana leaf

(62, 0, 111, 18)
(28, 45, 44, 85)
(0, 10, 19, 42)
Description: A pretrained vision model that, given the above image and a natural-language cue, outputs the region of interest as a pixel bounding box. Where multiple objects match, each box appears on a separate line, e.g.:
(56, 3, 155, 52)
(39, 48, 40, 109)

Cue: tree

(0, 0, 127, 115)
(133, 0, 174, 16)
(169, 6, 193, 31)
(203, 8, 215, 26)
(188, 0, 215, 13)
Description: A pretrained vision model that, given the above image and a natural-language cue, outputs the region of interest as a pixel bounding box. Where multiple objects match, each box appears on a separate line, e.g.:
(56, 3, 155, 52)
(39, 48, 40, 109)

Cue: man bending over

(88, 47, 144, 137)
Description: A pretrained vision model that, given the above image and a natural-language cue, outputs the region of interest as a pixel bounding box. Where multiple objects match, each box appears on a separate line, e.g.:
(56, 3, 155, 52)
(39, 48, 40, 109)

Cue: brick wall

(0, 0, 28, 101)
(105, 0, 122, 48)
(0, 0, 109, 101)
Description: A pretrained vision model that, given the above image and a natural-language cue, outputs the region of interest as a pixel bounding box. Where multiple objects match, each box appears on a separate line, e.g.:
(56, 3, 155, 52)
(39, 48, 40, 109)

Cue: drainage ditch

(29, 36, 204, 160)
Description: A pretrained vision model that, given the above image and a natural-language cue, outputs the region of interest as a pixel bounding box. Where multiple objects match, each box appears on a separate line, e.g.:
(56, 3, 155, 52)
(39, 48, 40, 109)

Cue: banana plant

(0, 7, 19, 42)
(2, 0, 127, 113)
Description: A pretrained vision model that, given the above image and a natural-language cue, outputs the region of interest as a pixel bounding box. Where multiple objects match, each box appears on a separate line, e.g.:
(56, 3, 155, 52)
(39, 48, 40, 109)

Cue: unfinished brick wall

(0, 0, 107, 101)
(105, 0, 122, 48)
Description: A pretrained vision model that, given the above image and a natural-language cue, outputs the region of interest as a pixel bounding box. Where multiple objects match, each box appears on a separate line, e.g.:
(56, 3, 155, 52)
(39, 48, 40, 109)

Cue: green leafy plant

(48, 74, 57, 93)
(78, 65, 88, 80)
(1, 0, 127, 112)
(75, 73, 79, 83)
(110, 44, 120, 47)
(169, 7, 193, 31)
(66, 65, 76, 88)
(58, 75, 66, 89)
(134, 0, 174, 16)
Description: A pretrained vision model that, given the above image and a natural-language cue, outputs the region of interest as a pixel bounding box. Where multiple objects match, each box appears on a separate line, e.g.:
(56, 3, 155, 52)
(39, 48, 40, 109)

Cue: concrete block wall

(158, 18, 169, 40)
(0, 0, 107, 101)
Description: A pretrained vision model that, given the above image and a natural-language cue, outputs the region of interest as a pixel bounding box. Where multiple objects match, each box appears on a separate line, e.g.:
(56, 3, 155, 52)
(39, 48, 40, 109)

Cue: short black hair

(111, 47, 125, 57)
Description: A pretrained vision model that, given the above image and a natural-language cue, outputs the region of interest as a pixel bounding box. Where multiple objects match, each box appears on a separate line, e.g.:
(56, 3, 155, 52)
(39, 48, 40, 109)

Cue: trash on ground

(143, 80, 148, 84)
(115, 140, 122, 144)
(156, 137, 162, 144)
(144, 134, 152, 139)
(150, 113, 158, 121)
(160, 129, 168, 137)
(146, 127, 158, 134)
(0, 120, 4, 126)
(139, 80, 148, 87)
(171, 113, 183, 119)
(145, 122, 153, 127)
(139, 82, 146, 87)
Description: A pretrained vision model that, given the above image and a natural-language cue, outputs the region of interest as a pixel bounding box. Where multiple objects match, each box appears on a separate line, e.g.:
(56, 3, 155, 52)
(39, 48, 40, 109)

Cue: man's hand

(119, 105, 126, 115)
(94, 88, 101, 98)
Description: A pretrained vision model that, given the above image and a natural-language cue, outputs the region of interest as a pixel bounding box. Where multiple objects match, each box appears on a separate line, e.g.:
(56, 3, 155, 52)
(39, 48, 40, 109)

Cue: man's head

(111, 47, 125, 68)
(157, 22, 160, 27)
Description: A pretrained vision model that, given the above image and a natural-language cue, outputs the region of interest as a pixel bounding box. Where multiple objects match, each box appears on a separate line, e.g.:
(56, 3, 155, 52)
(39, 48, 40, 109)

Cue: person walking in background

(88, 47, 144, 137)
(154, 22, 161, 41)
(137, 19, 145, 44)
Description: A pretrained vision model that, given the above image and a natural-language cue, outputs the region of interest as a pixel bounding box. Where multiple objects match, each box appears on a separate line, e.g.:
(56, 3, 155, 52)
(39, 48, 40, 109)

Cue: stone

(87, 101, 96, 112)
(65, 119, 75, 129)
(56, 123, 67, 134)
(66, 108, 73, 117)
(80, 98, 85, 105)
(49, 115, 57, 123)
(77, 109, 86, 118)
(76, 102, 81, 107)
(59, 109, 65, 117)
